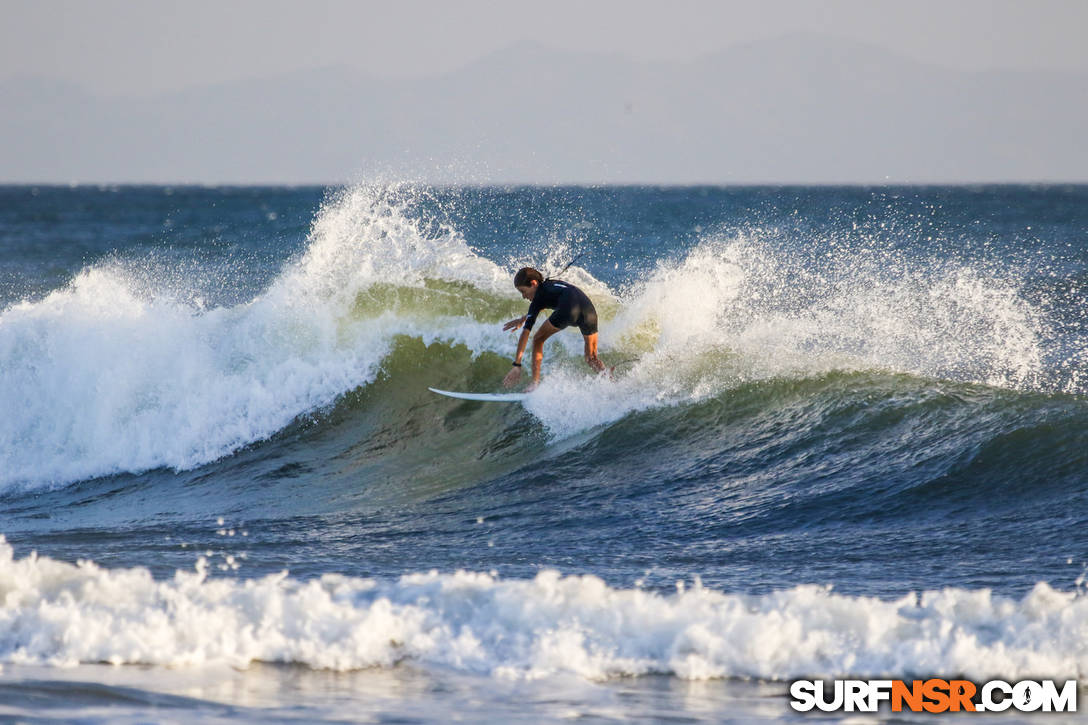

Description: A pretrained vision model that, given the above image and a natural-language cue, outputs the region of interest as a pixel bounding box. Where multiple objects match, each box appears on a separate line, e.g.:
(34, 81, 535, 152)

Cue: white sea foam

(0, 538, 1082, 681)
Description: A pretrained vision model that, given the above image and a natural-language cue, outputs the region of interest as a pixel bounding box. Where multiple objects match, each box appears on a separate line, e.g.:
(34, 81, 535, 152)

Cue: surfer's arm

(512, 327, 531, 365)
(502, 315, 527, 332)
(502, 327, 532, 387)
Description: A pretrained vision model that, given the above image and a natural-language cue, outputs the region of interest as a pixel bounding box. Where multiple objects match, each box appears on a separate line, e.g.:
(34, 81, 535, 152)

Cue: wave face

(0, 184, 1087, 695)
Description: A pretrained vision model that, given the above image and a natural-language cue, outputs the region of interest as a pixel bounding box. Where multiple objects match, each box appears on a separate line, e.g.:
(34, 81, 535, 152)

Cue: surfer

(502, 267, 606, 391)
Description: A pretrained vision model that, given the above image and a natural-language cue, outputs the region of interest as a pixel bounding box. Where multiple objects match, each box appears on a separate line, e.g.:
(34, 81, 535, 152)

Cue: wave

(0, 186, 511, 491)
(0, 537, 1082, 680)
(0, 184, 1078, 493)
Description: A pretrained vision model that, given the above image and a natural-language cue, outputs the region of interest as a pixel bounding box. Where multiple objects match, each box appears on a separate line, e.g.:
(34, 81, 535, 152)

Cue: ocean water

(0, 183, 1086, 722)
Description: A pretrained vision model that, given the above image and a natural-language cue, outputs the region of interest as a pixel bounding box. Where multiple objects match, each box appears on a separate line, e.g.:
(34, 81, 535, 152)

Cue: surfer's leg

(583, 333, 605, 372)
(571, 296, 604, 373)
(531, 321, 561, 383)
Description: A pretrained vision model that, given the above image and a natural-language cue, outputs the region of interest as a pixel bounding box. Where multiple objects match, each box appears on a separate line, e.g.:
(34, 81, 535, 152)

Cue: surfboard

(428, 387, 529, 402)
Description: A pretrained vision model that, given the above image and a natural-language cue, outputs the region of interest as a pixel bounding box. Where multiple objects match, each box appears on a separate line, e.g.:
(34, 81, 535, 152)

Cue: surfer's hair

(514, 267, 544, 287)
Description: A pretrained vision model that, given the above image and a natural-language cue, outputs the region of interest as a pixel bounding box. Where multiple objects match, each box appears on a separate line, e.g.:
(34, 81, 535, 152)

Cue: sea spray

(526, 233, 1050, 438)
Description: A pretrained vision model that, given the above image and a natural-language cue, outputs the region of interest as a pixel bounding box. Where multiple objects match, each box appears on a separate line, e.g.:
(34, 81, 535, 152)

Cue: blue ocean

(1, 184, 1086, 722)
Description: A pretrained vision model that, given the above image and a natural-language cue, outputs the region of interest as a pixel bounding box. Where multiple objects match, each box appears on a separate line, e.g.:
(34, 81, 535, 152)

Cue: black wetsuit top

(523, 280, 599, 336)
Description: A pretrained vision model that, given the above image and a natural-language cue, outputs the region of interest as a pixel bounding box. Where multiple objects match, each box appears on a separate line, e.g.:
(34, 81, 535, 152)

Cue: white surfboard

(428, 387, 530, 402)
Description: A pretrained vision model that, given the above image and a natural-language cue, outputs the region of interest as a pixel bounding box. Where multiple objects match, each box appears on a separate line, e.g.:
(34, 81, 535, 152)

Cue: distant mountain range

(2, 34, 1085, 184)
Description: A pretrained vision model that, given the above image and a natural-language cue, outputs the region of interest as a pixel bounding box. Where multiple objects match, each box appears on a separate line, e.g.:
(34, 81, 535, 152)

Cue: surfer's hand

(503, 316, 526, 332)
(502, 366, 522, 388)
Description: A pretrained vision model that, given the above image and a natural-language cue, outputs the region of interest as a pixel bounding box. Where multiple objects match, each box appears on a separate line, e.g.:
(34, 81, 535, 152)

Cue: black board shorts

(548, 287, 599, 336)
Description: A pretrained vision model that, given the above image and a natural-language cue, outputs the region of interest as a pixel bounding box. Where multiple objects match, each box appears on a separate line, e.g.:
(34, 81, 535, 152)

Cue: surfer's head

(514, 267, 544, 300)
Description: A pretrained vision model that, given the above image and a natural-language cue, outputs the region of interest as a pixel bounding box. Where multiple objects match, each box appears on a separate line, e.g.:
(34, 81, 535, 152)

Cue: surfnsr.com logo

(789, 679, 1078, 713)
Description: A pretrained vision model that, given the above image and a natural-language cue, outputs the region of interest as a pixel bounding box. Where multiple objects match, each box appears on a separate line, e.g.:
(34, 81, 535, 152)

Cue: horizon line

(3, 179, 1087, 189)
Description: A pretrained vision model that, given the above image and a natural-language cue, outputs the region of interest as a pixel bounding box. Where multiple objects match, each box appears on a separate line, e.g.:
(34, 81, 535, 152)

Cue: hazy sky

(3, 0, 1086, 183)
(4, 0, 1088, 95)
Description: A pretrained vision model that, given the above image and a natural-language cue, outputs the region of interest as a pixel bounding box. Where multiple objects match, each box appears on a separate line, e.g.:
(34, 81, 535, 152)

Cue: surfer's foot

(525, 381, 539, 393)
(585, 355, 605, 374)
